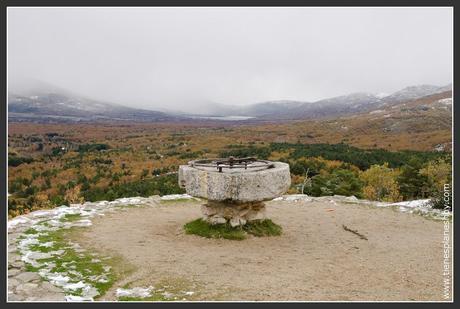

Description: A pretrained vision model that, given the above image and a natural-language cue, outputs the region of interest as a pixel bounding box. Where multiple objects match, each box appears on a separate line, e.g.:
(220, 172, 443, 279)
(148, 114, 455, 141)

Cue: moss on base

(243, 219, 282, 237)
(183, 218, 282, 240)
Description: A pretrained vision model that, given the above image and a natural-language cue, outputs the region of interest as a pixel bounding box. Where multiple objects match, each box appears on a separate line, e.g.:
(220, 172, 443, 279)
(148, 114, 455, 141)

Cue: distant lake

(188, 115, 255, 121)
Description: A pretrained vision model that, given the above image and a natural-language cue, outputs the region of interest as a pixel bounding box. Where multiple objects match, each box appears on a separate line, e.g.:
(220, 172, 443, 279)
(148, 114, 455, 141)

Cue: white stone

(207, 215, 227, 225)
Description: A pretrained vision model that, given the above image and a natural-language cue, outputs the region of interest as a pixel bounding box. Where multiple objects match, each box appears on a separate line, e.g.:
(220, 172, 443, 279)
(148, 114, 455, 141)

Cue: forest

(7, 122, 452, 219)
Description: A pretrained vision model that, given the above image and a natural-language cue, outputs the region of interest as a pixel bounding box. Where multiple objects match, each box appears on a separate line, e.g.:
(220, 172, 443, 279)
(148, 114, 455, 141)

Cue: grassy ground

(183, 218, 282, 240)
(17, 214, 128, 299)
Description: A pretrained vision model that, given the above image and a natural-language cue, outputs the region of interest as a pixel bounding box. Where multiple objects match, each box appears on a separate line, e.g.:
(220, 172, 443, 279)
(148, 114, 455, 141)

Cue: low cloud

(8, 7, 453, 110)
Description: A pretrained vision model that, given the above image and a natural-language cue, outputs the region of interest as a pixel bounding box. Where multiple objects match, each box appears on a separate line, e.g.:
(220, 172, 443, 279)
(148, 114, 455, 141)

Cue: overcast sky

(8, 7, 453, 110)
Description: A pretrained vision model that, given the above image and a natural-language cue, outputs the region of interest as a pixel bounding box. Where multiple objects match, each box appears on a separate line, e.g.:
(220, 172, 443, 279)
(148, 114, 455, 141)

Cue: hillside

(8, 83, 452, 123)
(169, 84, 452, 120)
(8, 92, 182, 123)
(266, 90, 452, 151)
(252, 84, 452, 120)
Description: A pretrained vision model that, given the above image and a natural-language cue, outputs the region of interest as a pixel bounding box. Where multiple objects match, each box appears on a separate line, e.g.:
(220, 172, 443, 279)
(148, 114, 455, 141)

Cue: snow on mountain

(382, 84, 451, 103)
(8, 79, 452, 122)
(8, 92, 179, 123)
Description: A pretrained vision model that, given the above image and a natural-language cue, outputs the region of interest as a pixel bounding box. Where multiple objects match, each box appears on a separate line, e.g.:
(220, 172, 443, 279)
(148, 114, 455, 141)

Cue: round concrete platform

(178, 162, 291, 203)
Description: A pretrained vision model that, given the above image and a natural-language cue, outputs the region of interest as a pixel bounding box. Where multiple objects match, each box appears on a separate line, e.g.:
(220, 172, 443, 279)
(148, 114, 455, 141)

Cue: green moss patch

(17, 220, 119, 299)
(243, 219, 282, 237)
(183, 219, 282, 240)
(60, 213, 83, 222)
(24, 228, 39, 235)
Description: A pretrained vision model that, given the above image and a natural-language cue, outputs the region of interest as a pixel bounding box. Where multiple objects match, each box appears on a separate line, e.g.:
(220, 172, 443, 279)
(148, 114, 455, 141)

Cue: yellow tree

(360, 163, 402, 202)
(64, 184, 84, 204)
(419, 158, 452, 193)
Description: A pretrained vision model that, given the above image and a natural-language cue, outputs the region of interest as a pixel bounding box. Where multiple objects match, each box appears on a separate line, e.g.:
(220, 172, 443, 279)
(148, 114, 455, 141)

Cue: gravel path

(75, 197, 451, 301)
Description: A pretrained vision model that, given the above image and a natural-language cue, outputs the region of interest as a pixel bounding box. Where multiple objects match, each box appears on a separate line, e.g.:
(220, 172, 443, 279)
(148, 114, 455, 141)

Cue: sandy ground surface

(77, 199, 450, 301)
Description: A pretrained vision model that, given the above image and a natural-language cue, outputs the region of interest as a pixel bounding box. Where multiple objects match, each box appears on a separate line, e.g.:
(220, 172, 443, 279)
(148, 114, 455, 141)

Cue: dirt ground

(77, 199, 451, 301)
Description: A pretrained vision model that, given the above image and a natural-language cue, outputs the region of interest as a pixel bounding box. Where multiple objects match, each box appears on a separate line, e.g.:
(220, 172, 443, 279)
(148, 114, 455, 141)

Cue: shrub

(49, 195, 69, 207)
(429, 183, 452, 211)
(178, 151, 203, 159)
(51, 147, 65, 157)
(78, 143, 110, 153)
(8, 156, 34, 167)
(92, 158, 113, 165)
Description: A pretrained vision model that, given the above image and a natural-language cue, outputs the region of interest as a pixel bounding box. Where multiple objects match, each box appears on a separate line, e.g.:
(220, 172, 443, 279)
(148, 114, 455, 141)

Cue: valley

(7, 85, 452, 218)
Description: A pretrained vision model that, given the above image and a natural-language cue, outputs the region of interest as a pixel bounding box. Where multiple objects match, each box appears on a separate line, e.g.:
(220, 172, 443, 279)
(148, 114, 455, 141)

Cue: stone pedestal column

(201, 201, 267, 227)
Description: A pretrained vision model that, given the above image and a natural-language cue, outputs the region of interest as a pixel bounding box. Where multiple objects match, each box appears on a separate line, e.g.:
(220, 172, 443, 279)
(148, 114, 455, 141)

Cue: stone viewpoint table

(179, 157, 291, 227)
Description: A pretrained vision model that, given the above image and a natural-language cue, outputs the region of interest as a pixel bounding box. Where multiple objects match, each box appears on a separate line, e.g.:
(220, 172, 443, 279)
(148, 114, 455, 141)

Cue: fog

(8, 7, 453, 111)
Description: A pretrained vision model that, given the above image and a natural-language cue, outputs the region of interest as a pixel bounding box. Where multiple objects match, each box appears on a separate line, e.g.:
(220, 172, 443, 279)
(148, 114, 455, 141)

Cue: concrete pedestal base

(201, 201, 267, 227)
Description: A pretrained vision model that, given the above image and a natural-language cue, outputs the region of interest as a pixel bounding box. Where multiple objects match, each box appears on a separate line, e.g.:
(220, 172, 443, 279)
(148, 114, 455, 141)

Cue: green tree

(305, 169, 363, 198)
(397, 158, 430, 200)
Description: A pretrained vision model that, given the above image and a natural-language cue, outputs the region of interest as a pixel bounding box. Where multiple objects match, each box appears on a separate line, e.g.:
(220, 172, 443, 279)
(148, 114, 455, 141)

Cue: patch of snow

(65, 295, 94, 302)
(8, 216, 36, 230)
(72, 219, 92, 227)
(116, 286, 154, 298)
(384, 199, 431, 208)
(34, 224, 58, 232)
(162, 291, 174, 299)
(29, 210, 55, 218)
(41, 241, 54, 248)
(116, 197, 143, 204)
(434, 144, 445, 152)
(160, 194, 194, 201)
(65, 281, 87, 290)
(375, 199, 450, 220)
(46, 273, 71, 286)
(375, 93, 389, 99)
(437, 98, 452, 105)
(17, 234, 39, 250)
(272, 195, 450, 220)
(273, 195, 313, 202)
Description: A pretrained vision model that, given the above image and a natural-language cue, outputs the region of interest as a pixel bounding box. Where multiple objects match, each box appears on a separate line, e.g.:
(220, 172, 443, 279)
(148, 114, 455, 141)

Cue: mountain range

(187, 84, 452, 120)
(8, 82, 452, 123)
